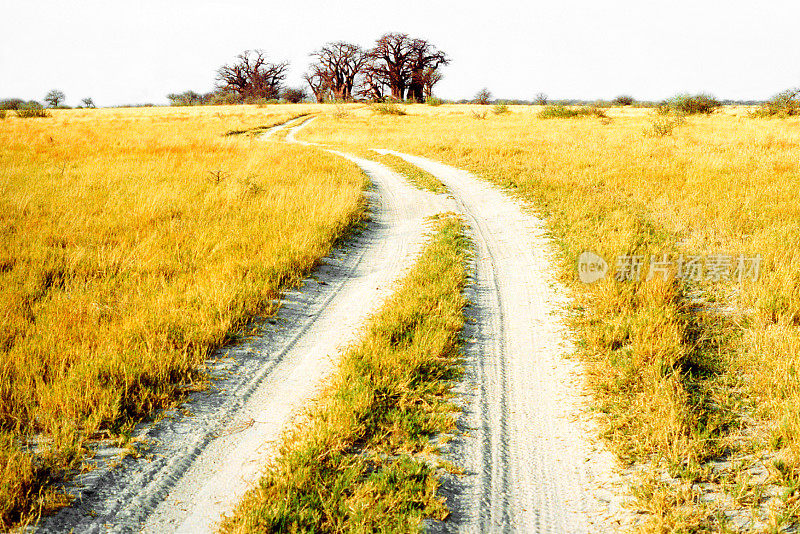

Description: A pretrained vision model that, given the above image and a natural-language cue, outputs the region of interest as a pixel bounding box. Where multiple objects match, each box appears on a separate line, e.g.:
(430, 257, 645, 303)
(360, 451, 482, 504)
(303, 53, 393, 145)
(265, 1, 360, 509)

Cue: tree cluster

(167, 34, 448, 106)
(305, 33, 448, 103)
(216, 49, 289, 101)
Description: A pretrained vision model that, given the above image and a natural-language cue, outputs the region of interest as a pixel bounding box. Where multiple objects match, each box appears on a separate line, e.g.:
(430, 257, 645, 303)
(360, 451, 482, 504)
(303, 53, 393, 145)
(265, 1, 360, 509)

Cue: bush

(643, 113, 686, 137)
(750, 88, 800, 118)
(493, 102, 510, 114)
(661, 93, 721, 115)
(534, 92, 548, 105)
(538, 104, 607, 119)
(612, 95, 635, 106)
(0, 99, 24, 111)
(471, 110, 487, 120)
(0, 110, 5, 120)
(16, 102, 50, 118)
(372, 101, 406, 115)
(474, 88, 492, 105)
(427, 96, 444, 106)
(281, 87, 306, 103)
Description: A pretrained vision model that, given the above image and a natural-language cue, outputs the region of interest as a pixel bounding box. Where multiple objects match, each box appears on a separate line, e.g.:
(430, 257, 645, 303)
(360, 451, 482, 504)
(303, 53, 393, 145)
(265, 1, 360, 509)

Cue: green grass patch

(372, 153, 448, 194)
(538, 105, 607, 119)
(220, 213, 470, 534)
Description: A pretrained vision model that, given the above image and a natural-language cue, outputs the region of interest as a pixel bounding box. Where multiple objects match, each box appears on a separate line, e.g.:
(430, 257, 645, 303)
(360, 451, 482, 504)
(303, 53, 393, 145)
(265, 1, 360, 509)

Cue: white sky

(1, 0, 798, 107)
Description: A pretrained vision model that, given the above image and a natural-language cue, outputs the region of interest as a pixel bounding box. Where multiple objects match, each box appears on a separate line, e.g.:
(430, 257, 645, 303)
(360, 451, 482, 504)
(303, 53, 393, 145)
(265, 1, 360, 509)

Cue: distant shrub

(750, 88, 800, 118)
(167, 91, 206, 106)
(661, 93, 721, 115)
(0, 98, 24, 111)
(612, 95, 635, 106)
(427, 96, 444, 106)
(16, 102, 50, 118)
(281, 87, 306, 103)
(538, 104, 607, 119)
(372, 101, 406, 115)
(493, 102, 510, 115)
(534, 92, 548, 105)
(81, 97, 96, 108)
(44, 89, 66, 108)
(208, 91, 241, 105)
(0, 110, 5, 120)
(474, 88, 492, 105)
(643, 114, 686, 137)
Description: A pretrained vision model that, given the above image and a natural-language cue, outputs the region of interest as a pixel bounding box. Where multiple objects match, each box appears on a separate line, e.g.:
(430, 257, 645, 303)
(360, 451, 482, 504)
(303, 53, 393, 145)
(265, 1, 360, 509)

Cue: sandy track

(38, 119, 619, 533)
(377, 150, 617, 533)
(37, 119, 454, 533)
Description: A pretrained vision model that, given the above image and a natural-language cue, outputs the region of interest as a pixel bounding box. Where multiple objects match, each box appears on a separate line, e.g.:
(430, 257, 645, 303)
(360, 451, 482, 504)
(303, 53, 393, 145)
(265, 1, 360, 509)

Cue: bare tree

(422, 67, 443, 100)
(474, 88, 492, 105)
(44, 89, 66, 108)
(216, 50, 288, 101)
(369, 33, 414, 101)
(358, 57, 388, 101)
(303, 68, 330, 103)
(366, 33, 448, 103)
(308, 42, 368, 101)
(406, 38, 448, 102)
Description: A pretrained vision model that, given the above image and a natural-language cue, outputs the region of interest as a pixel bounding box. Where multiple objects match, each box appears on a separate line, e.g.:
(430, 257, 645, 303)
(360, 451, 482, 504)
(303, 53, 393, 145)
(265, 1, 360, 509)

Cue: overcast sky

(1, 0, 798, 107)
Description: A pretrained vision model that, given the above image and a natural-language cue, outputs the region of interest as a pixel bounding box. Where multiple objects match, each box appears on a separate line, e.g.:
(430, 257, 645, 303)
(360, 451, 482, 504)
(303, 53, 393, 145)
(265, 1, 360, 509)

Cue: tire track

(379, 150, 617, 533)
(39, 119, 619, 534)
(37, 120, 455, 534)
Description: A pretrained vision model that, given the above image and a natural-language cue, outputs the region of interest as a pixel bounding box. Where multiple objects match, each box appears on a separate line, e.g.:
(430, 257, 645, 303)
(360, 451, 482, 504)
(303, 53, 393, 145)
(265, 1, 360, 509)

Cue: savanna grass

(0, 104, 367, 527)
(220, 214, 470, 534)
(301, 105, 800, 529)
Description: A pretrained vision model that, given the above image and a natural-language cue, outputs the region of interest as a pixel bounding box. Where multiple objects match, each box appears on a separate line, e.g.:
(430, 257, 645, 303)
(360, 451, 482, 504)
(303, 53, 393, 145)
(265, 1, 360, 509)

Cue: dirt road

(377, 150, 618, 533)
(40, 118, 618, 533)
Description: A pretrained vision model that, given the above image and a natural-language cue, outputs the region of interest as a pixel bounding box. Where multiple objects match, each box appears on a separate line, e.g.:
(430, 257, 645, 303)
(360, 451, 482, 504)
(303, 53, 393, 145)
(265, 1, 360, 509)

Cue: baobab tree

(422, 67, 443, 100)
(367, 33, 448, 102)
(406, 38, 448, 102)
(303, 68, 331, 103)
(358, 57, 388, 101)
(368, 33, 413, 101)
(216, 50, 288, 101)
(308, 42, 368, 101)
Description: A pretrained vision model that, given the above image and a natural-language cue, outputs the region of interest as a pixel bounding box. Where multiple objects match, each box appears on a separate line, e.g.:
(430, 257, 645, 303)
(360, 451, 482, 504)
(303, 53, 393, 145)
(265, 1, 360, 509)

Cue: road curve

(37, 119, 455, 533)
(377, 150, 618, 533)
(37, 118, 619, 534)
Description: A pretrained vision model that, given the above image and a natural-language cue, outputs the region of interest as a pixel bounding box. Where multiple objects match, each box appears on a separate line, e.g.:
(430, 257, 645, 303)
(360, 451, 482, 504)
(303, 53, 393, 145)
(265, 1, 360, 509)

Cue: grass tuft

(0, 104, 367, 528)
(372, 153, 448, 194)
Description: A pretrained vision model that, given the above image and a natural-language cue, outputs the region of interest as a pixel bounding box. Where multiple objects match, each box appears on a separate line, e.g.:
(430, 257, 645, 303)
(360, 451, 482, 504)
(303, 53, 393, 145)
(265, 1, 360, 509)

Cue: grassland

(0, 104, 367, 527)
(220, 214, 469, 533)
(303, 104, 800, 531)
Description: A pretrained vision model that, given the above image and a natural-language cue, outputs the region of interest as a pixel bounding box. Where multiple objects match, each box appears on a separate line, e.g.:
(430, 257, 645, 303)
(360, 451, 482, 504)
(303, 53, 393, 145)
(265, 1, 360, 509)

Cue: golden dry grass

(299, 104, 800, 530)
(0, 105, 367, 527)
